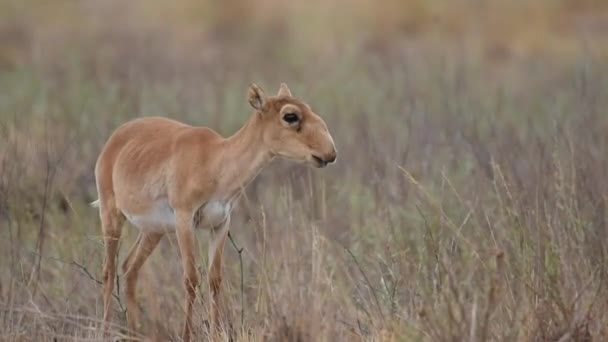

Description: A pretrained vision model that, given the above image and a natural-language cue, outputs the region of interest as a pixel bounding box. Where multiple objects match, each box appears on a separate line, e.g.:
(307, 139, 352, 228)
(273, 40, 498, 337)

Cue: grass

(2, 1, 608, 341)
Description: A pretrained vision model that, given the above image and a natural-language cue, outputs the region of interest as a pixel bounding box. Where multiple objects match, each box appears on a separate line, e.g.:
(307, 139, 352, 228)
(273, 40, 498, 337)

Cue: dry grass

(1, 1, 608, 341)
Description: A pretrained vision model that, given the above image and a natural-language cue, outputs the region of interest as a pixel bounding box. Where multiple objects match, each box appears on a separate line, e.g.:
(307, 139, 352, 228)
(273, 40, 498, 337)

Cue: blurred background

(1, 0, 608, 340)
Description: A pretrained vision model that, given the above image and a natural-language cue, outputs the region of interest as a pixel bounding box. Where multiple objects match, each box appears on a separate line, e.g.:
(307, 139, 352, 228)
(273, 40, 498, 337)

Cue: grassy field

(2, 1, 608, 341)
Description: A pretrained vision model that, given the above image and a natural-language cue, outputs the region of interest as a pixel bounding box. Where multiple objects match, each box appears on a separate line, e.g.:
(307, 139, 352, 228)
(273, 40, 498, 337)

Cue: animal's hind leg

(100, 200, 125, 326)
(122, 231, 164, 334)
(208, 219, 230, 336)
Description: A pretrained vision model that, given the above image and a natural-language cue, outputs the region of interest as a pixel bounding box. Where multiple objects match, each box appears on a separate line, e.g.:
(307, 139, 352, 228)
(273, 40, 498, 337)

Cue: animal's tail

(90, 199, 100, 208)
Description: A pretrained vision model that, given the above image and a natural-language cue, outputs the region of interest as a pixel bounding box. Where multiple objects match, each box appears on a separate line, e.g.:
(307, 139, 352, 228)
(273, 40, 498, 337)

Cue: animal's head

(248, 83, 337, 168)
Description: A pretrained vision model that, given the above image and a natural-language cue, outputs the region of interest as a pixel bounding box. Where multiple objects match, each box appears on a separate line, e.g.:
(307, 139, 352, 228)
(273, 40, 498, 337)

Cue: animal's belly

(123, 200, 231, 232)
(123, 199, 175, 232)
(194, 201, 232, 229)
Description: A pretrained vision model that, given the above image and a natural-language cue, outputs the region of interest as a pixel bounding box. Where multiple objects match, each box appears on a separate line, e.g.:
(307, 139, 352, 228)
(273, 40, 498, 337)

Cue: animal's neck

(218, 112, 272, 198)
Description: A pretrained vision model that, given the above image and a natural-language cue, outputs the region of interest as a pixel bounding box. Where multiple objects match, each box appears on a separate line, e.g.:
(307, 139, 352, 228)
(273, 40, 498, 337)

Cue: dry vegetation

(2, 0, 608, 341)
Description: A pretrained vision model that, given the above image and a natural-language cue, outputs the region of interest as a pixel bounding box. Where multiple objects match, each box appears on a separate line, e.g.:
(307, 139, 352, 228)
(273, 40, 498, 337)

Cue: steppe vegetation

(1, 0, 608, 340)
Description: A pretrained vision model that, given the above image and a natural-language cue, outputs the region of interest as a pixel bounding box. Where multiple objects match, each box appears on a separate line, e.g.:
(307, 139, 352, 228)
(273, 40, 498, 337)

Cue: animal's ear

(277, 83, 292, 97)
(248, 83, 265, 111)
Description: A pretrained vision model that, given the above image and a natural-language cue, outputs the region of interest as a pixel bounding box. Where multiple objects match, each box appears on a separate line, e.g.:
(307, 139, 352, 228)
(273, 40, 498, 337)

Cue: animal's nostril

(326, 152, 337, 163)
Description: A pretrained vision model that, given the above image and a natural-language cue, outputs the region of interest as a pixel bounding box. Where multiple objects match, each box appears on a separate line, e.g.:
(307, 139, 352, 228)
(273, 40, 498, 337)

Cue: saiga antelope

(91, 83, 336, 340)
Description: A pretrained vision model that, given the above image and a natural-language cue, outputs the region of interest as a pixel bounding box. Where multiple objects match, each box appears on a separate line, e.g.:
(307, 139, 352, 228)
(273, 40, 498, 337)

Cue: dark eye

(283, 113, 299, 124)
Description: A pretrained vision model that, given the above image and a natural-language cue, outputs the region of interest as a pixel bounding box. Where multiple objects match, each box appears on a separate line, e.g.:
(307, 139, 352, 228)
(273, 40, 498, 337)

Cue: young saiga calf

(92, 83, 337, 340)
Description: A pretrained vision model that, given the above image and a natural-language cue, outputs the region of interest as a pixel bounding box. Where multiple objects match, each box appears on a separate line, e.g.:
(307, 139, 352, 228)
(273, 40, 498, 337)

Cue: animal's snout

(313, 149, 337, 167)
(324, 150, 337, 164)
(312, 149, 336, 168)
(311, 123, 337, 168)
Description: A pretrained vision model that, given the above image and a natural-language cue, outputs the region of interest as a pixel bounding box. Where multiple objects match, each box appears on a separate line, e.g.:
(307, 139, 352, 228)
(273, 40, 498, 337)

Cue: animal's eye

(283, 113, 299, 124)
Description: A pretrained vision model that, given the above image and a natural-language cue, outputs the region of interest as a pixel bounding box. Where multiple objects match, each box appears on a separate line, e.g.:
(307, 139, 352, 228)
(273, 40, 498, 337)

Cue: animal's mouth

(311, 155, 328, 168)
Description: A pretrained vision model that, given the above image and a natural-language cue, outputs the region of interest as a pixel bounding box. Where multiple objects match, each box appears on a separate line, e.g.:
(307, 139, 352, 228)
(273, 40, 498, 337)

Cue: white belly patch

(194, 201, 232, 229)
(124, 199, 175, 232)
(123, 200, 231, 232)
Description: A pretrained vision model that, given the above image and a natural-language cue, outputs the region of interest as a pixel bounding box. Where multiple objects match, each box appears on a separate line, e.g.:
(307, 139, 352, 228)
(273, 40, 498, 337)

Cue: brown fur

(92, 83, 336, 341)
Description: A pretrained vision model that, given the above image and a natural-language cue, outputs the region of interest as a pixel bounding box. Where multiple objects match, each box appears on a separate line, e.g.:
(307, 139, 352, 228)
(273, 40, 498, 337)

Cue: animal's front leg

(208, 218, 230, 336)
(175, 210, 200, 342)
